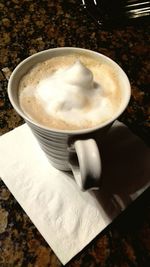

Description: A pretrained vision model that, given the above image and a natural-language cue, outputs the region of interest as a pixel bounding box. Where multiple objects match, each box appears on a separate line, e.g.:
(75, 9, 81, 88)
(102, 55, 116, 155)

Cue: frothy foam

(19, 53, 122, 130)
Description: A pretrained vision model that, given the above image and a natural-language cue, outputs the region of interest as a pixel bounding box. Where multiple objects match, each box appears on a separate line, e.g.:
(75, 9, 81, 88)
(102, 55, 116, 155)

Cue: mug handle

(69, 139, 102, 190)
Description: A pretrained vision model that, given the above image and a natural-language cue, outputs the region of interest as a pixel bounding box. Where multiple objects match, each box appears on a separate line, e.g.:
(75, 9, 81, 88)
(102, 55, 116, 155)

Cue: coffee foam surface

(19, 54, 121, 130)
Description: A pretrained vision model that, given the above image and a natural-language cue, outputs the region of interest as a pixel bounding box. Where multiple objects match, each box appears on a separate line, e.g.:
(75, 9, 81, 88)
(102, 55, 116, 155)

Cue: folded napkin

(0, 121, 149, 264)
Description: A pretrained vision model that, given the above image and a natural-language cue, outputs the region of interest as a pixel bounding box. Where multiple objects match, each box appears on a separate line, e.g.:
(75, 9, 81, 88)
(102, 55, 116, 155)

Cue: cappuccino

(19, 52, 122, 130)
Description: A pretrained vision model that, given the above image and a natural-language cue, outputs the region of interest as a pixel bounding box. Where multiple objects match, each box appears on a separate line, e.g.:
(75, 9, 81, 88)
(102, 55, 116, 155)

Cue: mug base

(50, 161, 71, 172)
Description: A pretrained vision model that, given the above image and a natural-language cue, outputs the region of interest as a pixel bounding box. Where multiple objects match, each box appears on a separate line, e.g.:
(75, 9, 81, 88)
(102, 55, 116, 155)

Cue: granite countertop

(0, 0, 150, 266)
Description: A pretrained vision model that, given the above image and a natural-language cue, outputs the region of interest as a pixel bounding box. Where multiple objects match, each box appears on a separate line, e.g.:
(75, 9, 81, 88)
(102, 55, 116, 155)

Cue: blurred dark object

(82, 0, 150, 28)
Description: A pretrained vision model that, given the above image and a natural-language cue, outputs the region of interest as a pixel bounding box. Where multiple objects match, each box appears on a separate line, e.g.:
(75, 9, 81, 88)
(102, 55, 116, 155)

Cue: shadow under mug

(8, 47, 131, 190)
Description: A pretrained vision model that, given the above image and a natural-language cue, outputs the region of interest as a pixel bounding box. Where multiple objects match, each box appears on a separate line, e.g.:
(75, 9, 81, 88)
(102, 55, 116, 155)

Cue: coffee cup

(8, 47, 131, 190)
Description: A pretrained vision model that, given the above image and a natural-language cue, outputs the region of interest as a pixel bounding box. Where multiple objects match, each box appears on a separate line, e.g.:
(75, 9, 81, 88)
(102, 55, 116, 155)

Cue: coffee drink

(18, 52, 122, 130)
(8, 48, 131, 189)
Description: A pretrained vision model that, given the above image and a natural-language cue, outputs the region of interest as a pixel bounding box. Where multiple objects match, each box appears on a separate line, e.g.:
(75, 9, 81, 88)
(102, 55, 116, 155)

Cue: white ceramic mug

(8, 47, 131, 190)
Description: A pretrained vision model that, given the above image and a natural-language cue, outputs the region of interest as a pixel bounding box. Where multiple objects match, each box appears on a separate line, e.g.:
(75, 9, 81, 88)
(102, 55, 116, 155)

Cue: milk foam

(34, 61, 113, 126)
(19, 54, 121, 130)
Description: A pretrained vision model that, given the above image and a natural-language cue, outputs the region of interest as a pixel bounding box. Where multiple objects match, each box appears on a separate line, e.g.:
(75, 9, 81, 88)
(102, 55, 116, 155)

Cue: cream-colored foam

(19, 53, 122, 130)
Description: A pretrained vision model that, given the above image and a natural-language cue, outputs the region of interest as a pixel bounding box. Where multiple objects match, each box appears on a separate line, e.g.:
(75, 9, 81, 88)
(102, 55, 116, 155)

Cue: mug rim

(8, 47, 131, 134)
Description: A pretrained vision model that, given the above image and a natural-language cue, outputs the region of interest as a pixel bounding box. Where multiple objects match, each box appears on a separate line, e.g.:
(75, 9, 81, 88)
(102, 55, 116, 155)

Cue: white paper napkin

(0, 121, 149, 265)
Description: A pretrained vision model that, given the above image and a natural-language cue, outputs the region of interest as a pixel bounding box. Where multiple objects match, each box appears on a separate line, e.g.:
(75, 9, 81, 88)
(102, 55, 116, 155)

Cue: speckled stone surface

(0, 0, 150, 266)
